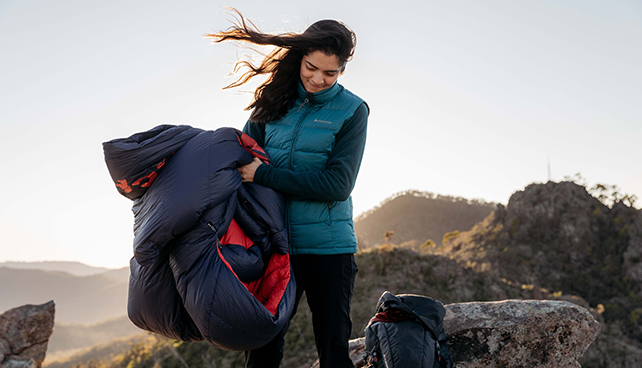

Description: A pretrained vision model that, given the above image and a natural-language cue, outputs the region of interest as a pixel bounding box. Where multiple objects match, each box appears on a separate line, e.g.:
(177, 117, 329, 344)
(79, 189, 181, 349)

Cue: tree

(420, 239, 436, 253)
(383, 231, 395, 244)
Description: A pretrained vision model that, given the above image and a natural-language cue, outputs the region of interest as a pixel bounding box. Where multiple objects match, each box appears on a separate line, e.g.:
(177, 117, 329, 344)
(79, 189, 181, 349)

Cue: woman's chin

(304, 83, 326, 93)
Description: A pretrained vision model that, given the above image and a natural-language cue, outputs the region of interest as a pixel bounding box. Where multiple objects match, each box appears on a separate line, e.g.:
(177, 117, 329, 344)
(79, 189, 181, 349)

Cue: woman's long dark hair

(206, 9, 356, 123)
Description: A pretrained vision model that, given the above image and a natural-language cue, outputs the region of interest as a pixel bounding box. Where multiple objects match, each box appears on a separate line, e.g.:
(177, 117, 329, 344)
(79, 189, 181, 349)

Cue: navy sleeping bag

(103, 125, 296, 350)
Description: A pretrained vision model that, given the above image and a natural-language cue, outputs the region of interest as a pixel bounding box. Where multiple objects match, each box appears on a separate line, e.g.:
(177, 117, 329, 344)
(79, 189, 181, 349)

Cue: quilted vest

(264, 82, 364, 255)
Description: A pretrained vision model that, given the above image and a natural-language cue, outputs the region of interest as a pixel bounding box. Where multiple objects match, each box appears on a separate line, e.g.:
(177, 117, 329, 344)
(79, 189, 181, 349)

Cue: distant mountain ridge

(354, 190, 496, 248)
(0, 267, 128, 324)
(0, 261, 116, 277)
(46, 315, 140, 359)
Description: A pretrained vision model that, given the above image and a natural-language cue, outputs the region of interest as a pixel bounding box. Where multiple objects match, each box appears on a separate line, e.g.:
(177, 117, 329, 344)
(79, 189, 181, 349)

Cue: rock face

(444, 300, 600, 368)
(328, 299, 600, 368)
(0, 301, 55, 368)
(437, 181, 642, 302)
(434, 181, 642, 363)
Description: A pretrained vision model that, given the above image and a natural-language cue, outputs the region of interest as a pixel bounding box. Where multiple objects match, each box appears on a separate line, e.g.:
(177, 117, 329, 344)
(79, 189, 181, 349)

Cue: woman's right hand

(238, 157, 262, 182)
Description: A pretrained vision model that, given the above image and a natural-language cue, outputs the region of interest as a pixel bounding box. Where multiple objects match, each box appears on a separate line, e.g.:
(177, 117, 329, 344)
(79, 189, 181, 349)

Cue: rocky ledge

(0, 301, 55, 368)
(317, 299, 600, 368)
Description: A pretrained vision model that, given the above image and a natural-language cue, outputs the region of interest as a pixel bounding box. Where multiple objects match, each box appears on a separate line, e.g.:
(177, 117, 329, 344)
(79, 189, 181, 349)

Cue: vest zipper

(289, 99, 312, 170)
(287, 98, 313, 245)
(297, 97, 309, 112)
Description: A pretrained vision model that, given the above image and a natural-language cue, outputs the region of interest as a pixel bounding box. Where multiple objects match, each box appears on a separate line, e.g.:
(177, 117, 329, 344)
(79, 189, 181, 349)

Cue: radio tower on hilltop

(547, 157, 551, 181)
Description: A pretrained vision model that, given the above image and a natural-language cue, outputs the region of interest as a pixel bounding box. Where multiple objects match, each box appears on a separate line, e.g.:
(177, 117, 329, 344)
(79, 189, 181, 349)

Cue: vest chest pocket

(292, 125, 338, 172)
(294, 124, 339, 154)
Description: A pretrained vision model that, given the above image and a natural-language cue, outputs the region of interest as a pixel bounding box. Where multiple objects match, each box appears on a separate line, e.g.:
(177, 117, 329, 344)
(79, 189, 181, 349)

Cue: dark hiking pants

(245, 253, 358, 368)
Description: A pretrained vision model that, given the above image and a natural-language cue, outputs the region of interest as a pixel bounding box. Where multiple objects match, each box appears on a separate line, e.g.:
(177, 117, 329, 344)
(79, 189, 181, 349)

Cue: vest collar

(297, 80, 342, 105)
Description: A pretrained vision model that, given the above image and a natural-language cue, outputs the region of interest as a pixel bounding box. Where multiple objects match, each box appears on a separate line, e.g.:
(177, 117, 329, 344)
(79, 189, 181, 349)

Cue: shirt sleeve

(253, 102, 369, 201)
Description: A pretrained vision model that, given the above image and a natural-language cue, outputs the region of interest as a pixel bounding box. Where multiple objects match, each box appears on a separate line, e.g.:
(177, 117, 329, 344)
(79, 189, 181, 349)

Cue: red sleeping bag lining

(219, 220, 290, 316)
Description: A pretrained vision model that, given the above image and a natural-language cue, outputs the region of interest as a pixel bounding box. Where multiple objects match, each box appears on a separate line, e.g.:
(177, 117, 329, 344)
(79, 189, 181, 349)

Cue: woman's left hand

(238, 157, 263, 182)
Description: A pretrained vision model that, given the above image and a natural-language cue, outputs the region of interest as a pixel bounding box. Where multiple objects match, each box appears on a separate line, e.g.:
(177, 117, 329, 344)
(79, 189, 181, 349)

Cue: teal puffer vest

(264, 82, 364, 255)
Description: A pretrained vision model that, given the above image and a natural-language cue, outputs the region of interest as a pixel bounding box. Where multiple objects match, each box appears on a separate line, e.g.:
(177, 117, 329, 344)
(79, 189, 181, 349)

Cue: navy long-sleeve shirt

(242, 102, 369, 202)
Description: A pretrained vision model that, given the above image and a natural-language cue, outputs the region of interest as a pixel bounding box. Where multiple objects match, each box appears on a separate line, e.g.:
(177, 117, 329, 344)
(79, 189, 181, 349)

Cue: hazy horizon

(2, 0, 640, 268)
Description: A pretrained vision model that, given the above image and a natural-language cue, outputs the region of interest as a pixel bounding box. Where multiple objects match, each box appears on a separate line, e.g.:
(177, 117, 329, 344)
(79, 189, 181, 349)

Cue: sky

(1, 0, 640, 268)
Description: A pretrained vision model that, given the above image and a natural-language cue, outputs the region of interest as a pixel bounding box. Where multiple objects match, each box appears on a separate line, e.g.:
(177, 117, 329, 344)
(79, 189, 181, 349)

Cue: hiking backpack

(364, 291, 452, 368)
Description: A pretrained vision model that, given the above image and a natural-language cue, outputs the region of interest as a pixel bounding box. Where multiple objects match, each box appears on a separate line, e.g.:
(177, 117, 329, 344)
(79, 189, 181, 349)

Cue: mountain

(0, 267, 128, 324)
(435, 181, 642, 336)
(354, 190, 496, 249)
(29, 182, 642, 367)
(46, 315, 141, 361)
(432, 181, 642, 367)
(100, 266, 131, 282)
(44, 333, 151, 368)
(0, 261, 116, 277)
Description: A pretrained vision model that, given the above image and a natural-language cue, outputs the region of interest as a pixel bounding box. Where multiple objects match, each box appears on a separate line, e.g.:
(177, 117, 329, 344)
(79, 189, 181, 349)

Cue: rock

(445, 300, 600, 368)
(0, 357, 36, 368)
(322, 299, 599, 368)
(0, 338, 10, 362)
(580, 320, 642, 368)
(0, 301, 55, 368)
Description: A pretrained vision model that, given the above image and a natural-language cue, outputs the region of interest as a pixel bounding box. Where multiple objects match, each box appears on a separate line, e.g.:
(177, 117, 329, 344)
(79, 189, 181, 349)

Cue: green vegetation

(437, 181, 642, 345)
(442, 230, 460, 244)
(383, 230, 395, 244)
(49, 181, 642, 368)
(420, 239, 436, 252)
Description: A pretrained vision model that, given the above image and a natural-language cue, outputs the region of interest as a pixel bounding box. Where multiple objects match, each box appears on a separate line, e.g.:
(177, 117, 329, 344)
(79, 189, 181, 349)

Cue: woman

(207, 11, 368, 368)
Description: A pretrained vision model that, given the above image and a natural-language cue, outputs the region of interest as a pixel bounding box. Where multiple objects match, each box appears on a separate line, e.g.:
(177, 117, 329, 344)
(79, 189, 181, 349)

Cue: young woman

(207, 11, 368, 368)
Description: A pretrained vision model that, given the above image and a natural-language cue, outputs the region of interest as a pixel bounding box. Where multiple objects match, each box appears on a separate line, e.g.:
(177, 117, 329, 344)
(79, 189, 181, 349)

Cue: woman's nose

(312, 72, 323, 84)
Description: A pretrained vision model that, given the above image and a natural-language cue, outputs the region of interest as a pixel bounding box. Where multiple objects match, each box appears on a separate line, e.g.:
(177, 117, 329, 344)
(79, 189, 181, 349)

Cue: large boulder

(0, 301, 55, 368)
(325, 299, 600, 368)
(445, 300, 600, 368)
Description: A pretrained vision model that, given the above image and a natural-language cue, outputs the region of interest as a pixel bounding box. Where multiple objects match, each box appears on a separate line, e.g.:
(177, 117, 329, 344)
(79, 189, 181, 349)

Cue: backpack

(364, 291, 452, 368)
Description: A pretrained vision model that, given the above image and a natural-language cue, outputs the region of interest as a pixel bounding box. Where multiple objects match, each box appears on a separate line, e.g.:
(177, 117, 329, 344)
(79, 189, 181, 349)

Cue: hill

(0, 267, 128, 324)
(100, 267, 131, 282)
(44, 333, 151, 368)
(0, 261, 115, 277)
(434, 181, 642, 340)
(46, 315, 141, 361)
(431, 181, 642, 367)
(34, 182, 642, 367)
(354, 190, 495, 249)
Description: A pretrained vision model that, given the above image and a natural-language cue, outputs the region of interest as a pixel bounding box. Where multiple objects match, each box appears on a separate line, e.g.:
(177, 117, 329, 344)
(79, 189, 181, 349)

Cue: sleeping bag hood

(103, 125, 295, 351)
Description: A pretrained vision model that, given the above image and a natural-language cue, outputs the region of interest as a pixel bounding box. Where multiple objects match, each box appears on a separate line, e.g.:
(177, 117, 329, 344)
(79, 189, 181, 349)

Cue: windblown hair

(206, 9, 356, 123)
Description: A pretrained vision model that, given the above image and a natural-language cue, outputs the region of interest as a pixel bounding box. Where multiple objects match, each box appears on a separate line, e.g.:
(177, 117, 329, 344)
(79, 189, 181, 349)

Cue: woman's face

(300, 50, 343, 93)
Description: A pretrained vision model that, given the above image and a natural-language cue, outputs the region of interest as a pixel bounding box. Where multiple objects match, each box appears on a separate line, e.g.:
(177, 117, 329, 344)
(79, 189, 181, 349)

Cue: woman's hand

(238, 157, 263, 182)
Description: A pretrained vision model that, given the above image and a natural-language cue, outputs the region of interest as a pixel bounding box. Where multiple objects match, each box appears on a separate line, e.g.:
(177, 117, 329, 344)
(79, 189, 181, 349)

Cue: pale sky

(1, 0, 641, 268)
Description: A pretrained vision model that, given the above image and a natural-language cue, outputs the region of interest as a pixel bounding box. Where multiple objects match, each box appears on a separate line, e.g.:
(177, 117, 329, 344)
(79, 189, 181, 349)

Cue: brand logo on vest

(314, 119, 332, 124)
